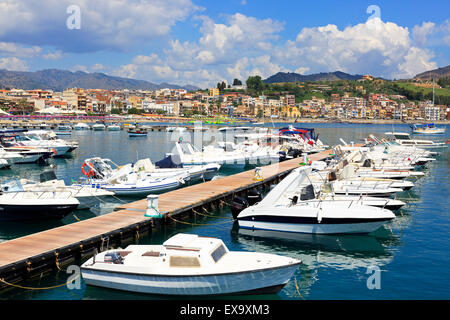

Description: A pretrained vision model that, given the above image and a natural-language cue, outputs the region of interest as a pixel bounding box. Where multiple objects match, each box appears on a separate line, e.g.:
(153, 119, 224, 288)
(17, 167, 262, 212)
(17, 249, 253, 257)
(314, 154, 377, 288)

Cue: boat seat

(118, 251, 132, 257)
(142, 251, 160, 257)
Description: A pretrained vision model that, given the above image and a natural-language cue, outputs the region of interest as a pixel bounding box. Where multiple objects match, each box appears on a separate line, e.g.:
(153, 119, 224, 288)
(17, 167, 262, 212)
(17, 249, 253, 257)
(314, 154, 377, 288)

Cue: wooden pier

(0, 149, 335, 288)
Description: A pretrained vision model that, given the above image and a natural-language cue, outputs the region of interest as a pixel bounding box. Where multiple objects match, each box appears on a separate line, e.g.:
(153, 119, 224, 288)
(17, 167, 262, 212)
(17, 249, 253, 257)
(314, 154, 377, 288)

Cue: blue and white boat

(74, 156, 218, 196)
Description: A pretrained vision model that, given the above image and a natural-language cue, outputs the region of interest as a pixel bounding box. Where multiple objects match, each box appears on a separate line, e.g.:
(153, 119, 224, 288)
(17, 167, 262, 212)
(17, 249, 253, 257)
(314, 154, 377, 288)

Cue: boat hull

(0, 203, 78, 221)
(81, 263, 299, 296)
(101, 181, 181, 196)
(237, 217, 392, 234)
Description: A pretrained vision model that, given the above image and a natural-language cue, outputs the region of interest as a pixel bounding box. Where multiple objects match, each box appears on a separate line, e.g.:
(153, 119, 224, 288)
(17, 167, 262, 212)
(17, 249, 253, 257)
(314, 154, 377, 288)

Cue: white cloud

(295, 67, 310, 74)
(412, 22, 435, 46)
(0, 0, 201, 52)
(43, 50, 63, 60)
(0, 42, 42, 57)
(273, 18, 437, 79)
(0, 57, 28, 71)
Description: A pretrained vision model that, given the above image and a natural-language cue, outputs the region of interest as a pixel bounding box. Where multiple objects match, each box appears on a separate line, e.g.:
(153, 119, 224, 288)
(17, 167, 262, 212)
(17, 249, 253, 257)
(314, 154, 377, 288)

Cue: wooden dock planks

(0, 148, 335, 273)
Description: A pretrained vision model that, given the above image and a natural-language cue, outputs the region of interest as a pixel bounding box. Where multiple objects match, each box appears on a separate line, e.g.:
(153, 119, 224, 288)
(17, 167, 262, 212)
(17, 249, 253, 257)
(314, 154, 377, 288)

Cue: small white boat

(75, 158, 190, 196)
(17, 172, 114, 210)
(127, 127, 148, 137)
(92, 123, 106, 131)
(0, 190, 79, 221)
(73, 123, 90, 131)
(81, 233, 301, 296)
(165, 126, 186, 133)
(411, 123, 446, 135)
(385, 132, 447, 149)
(107, 124, 121, 131)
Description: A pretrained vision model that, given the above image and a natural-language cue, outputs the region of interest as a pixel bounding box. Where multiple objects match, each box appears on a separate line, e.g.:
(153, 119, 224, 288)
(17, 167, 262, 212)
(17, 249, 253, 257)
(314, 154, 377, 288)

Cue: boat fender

(317, 209, 323, 224)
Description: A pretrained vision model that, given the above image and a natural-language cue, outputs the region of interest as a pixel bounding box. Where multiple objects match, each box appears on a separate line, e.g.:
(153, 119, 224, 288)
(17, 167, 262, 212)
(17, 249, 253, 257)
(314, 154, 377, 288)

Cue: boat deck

(0, 148, 335, 284)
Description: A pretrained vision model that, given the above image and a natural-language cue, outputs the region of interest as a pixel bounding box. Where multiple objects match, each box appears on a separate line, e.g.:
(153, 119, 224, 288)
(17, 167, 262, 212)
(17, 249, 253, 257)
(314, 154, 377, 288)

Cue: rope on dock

(167, 213, 233, 226)
(0, 274, 80, 291)
(192, 207, 233, 220)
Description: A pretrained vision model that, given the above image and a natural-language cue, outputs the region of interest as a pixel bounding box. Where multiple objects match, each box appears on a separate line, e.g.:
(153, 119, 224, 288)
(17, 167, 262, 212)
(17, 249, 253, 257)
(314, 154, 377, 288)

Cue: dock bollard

(253, 167, 263, 181)
(145, 195, 163, 218)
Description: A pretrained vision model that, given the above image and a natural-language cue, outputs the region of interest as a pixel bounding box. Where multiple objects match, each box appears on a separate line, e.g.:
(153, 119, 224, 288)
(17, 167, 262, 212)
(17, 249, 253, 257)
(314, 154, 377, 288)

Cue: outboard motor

(278, 151, 287, 162)
(104, 252, 123, 264)
(289, 148, 302, 158)
(247, 189, 263, 206)
(230, 196, 249, 220)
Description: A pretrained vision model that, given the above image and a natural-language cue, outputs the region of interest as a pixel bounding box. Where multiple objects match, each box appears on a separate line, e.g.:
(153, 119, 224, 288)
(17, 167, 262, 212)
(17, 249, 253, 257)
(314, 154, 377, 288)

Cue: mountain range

(414, 65, 450, 80)
(263, 71, 364, 83)
(0, 69, 200, 92)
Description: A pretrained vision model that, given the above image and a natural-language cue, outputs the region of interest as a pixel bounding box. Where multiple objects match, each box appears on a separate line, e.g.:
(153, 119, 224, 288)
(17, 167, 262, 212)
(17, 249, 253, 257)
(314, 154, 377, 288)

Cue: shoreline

(0, 116, 449, 127)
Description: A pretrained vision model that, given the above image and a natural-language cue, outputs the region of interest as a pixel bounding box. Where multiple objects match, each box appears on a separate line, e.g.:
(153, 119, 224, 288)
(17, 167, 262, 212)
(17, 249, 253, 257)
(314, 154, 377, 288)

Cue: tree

(246, 76, 264, 95)
(127, 107, 142, 115)
(233, 78, 242, 86)
(110, 108, 122, 115)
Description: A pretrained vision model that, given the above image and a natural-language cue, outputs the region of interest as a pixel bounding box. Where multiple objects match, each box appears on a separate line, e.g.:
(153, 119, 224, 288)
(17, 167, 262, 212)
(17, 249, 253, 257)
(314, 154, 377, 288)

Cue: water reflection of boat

(230, 222, 396, 298)
(231, 223, 393, 259)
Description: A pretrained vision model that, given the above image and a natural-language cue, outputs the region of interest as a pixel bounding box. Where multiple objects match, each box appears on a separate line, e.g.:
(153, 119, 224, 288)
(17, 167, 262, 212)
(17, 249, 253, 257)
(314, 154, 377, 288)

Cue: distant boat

(107, 124, 121, 131)
(127, 126, 148, 137)
(55, 125, 72, 135)
(411, 123, 446, 135)
(73, 123, 90, 131)
(411, 79, 446, 134)
(92, 123, 106, 131)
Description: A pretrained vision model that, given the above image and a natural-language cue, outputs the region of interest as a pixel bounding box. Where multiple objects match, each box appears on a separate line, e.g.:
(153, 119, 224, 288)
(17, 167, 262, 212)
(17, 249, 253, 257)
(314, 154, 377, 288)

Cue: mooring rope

(0, 273, 80, 291)
(192, 207, 233, 220)
(166, 213, 233, 226)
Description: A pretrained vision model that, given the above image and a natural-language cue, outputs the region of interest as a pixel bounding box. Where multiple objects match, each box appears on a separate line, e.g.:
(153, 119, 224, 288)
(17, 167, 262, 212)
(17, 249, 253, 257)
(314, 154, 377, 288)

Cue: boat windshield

(394, 134, 410, 140)
(211, 244, 227, 263)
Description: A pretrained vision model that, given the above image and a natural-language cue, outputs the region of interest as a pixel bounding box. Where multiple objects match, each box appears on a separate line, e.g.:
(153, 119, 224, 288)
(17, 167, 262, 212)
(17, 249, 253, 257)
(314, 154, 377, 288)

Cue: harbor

(0, 122, 448, 299)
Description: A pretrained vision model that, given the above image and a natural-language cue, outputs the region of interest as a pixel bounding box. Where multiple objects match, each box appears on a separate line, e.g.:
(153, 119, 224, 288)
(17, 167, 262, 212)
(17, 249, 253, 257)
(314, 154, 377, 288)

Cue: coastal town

(1, 75, 449, 123)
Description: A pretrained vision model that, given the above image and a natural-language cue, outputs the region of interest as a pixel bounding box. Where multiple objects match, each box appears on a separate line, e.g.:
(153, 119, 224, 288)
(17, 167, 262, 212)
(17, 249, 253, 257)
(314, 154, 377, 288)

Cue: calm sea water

(0, 122, 449, 300)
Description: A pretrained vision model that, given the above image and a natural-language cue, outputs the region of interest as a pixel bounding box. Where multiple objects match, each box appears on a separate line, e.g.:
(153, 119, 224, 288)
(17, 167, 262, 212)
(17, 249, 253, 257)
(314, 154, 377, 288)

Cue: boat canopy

(155, 155, 183, 168)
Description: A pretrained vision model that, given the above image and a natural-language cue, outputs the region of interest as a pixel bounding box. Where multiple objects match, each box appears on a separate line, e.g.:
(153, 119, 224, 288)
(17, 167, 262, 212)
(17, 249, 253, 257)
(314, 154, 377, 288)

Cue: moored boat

(81, 233, 301, 296)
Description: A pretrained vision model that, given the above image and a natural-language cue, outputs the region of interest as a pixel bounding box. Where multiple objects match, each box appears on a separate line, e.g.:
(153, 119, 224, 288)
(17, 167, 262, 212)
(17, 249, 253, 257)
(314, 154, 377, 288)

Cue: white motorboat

(0, 148, 24, 167)
(0, 190, 79, 221)
(92, 123, 106, 131)
(81, 233, 301, 296)
(172, 141, 248, 168)
(127, 126, 148, 137)
(75, 158, 190, 196)
(172, 141, 283, 168)
(165, 126, 186, 133)
(80, 156, 220, 183)
(233, 167, 395, 234)
(55, 124, 72, 135)
(17, 131, 73, 156)
(411, 123, 446, 135)
(107, 124, 121, 131)
(17, 172, 115, 209)
(385, 132, 447, 149)
(73, 123, 90, 131)
(0, 141, 52, 164)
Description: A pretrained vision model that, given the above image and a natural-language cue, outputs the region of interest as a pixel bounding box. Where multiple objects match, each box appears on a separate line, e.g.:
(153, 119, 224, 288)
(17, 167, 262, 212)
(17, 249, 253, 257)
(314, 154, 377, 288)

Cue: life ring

(81, 162, 95, 177)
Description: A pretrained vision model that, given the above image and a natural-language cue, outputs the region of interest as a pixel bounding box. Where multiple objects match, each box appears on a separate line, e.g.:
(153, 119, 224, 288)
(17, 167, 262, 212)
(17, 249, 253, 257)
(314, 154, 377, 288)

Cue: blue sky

(0, 0, 448, 88)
